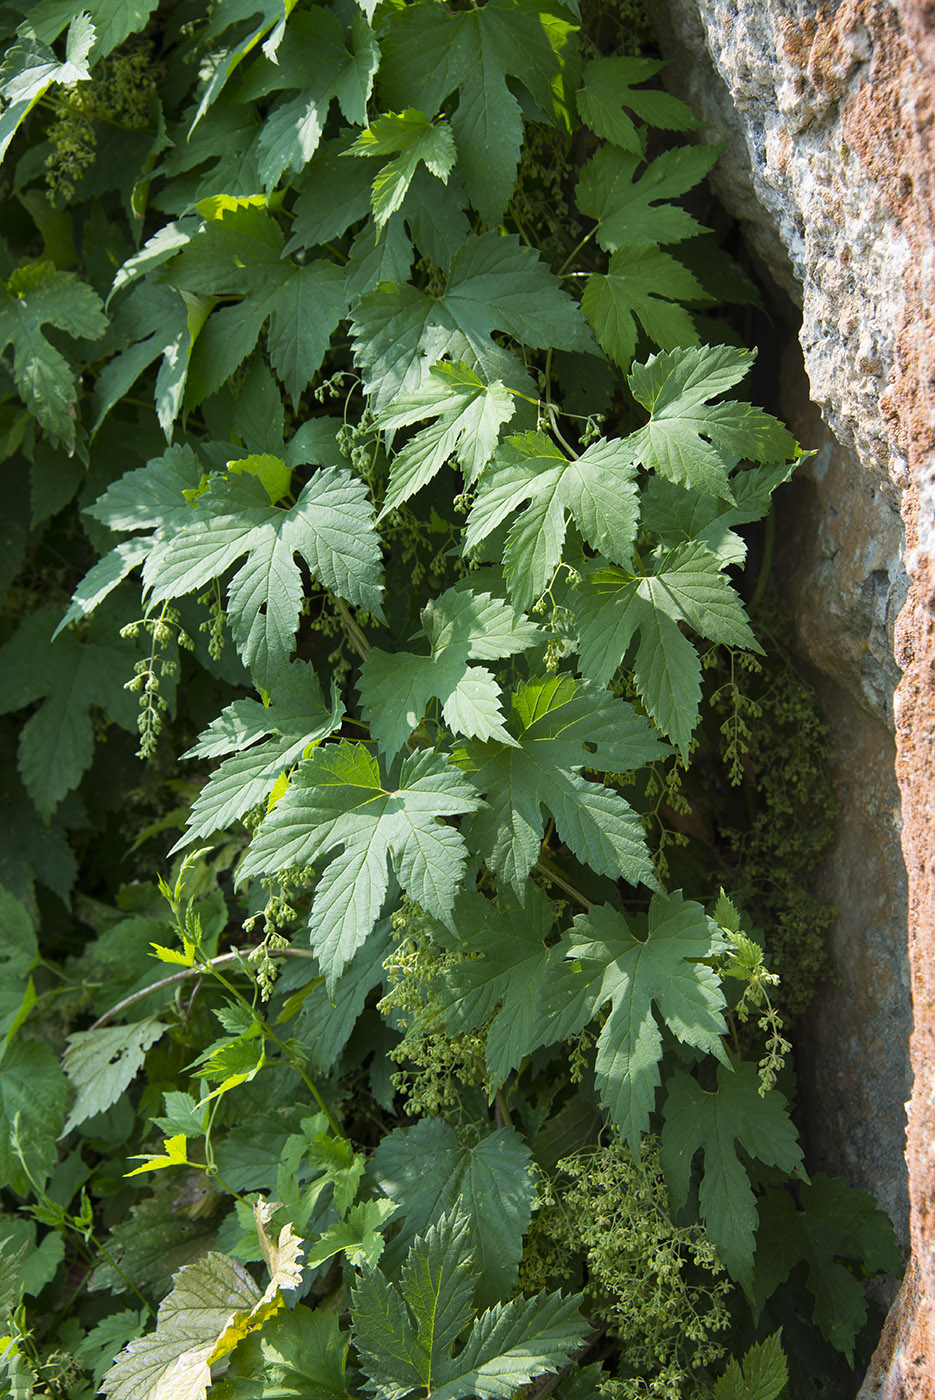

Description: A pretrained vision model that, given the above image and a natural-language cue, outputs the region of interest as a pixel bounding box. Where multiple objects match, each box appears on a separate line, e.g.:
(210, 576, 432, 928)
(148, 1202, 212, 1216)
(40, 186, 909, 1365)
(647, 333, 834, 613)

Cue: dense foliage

(0, 2, 900, 1398)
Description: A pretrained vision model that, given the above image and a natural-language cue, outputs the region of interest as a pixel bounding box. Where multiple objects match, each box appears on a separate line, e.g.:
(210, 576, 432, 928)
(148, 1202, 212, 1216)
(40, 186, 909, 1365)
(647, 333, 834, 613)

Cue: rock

(775, 354, 910, 1252)
(652, 0, 935, 1389)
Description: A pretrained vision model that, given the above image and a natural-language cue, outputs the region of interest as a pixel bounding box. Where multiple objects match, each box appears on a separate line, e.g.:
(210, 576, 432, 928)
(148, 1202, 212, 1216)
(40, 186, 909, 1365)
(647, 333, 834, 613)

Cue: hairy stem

(88, 947, 319, 1030)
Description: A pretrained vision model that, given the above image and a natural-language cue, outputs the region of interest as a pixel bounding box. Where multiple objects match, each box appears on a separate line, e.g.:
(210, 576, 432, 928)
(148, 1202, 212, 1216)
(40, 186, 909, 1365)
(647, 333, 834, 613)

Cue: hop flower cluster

(45, 47, 161, 205)
(121, 607, 192, 758)
(521, 1140, 731, 1399)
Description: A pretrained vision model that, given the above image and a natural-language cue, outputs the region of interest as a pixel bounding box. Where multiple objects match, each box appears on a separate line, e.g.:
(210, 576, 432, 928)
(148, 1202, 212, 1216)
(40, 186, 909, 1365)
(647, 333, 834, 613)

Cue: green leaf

(536, 891, 728, 1150)
(626, 345, 799, 499)
(435, 883, 555, 1087)
(88, 1193, 218, 1298)
(62, 1017, 166, 1134)
(378, 360, 516, 513)
(380, 0, 565, 224)
(187, 0, 306, 130)
(0, 15, 95, 162)
(430, 1290, 587, 1400)
(177, 663, 343, 845)
(163, 202, 348, 409)
(0, 1038, 68, 1193)
(238, 744, 483, 991)
(56, 538, 151, 635)
(218, 1304, 351, 1400)
(397, 1211, 477, 1387)
(18, 0, 160, 62)
(344, 212, 414, 302)
(143, 468, 383, 687)
(576, 56, 699, 154)
(264, 262, 348, 408)
(0, 261, 106, 448)
(102, 1251, 263, 1400)
(751, 1176, 902, 1362)
(353, 1206, 586, 1400)
(85, 441, 202, 537)
(0, 773, 77, 911)
(0, 605, 141, 817)
(255, 93, 324, 190)
(304, 1199, 398, 1270)
(351, 232, 590, 409)
(576, 541, 761, 759)
(464, 431, 640, 609)
(373, 1118, 536, 1305)
(77, 1312, 149, 1393)
(714, 1331, 788, 1400)
(582, 245, 706, 372)
(351, 1214, 465, 1400)
(0, 889, 37, 1045)
(0, 1215, 64, 1299)
(348, 109, 457, 229)
(638, 462, 796, 569)
(399, 166, 471, 269)
(286, 137, 375, 252)
(358, 581, 539, 757)
(233, 6, 378, 128)
(454, 674, 661, 896)
(0, 1341, 34, 1400)
(153, 1090, 207, 1139)
(92, 283, 203, 439)
(576, 143, 719, 253)
(195, 1034, 265, 1105)
(290, 920, 392, 1075)
(660, 1060, 804, 1286)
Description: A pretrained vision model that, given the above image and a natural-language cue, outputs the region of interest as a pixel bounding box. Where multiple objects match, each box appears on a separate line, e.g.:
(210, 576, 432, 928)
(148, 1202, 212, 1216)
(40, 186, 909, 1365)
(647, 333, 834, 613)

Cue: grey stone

(652, 0, 915, 1258)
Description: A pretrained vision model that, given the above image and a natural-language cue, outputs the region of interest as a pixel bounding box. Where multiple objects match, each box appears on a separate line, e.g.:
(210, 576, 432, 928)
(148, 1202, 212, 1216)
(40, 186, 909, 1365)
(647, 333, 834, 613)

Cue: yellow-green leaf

(125, 1133, 190, 1177)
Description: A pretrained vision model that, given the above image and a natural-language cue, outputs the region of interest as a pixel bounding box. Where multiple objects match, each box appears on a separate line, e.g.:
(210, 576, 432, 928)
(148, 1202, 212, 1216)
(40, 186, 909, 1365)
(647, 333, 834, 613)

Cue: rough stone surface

(777, 350, 907, 726)
(774, 357, 911, 1248)
(651, 0, 935, 1391)
(652, 0, 911, 501)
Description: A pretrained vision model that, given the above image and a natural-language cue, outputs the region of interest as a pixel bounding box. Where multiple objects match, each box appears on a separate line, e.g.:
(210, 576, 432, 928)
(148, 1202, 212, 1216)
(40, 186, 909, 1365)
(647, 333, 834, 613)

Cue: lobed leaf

(238, 744, 483, 991)
(660, 1060, 804, 1286)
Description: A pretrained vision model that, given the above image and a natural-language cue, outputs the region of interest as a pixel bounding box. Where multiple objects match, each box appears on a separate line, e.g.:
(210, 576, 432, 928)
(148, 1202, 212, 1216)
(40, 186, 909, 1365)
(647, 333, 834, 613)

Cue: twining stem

(15, 1146, 153, 1316)
(495, 1090, 512, 1128)
(535, 856, 593, 909)
(749, 507, 775, 614)
(334, 596, 370, 660)
(89, 947, 319, 1030)
(190, 953, 345, 1140)
(541, 347, 579, 459)
(557, 227, 595, 277)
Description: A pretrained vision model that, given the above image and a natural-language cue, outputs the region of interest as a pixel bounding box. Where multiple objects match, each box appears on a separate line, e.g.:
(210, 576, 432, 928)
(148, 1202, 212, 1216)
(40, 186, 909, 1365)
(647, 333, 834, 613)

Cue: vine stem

(494, 1090, 512, 1128)
(14, 1145, 154, 1316)
(542, 348, 579, 459)
(88, 947, 319, 1030)
(197, 955, 345, 1140)
(534, 856, 593, 908)
(334, 596, 370, 660)
(749, 507, 775, 614)
(557, 227, 595, 277)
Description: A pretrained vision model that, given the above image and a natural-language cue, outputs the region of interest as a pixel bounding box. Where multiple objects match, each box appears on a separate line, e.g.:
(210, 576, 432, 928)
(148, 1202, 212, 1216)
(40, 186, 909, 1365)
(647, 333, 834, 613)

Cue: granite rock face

(774, 357, 910, 1248)
(652, 1, 935, 1391)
